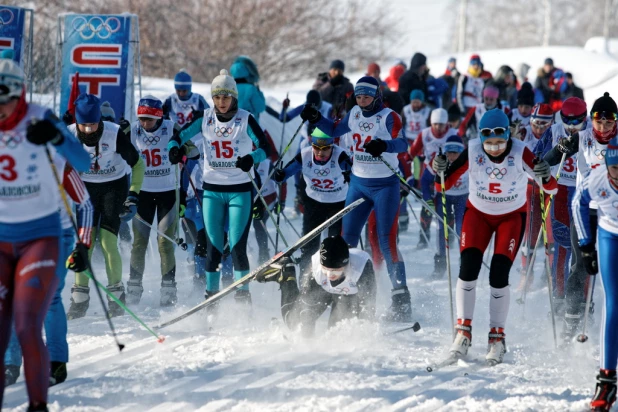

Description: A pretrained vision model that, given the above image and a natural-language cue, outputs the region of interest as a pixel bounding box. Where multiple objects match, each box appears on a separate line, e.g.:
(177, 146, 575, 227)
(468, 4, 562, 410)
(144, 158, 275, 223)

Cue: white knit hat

(211, 69, 238, 99)
(430, 108, 448, 124)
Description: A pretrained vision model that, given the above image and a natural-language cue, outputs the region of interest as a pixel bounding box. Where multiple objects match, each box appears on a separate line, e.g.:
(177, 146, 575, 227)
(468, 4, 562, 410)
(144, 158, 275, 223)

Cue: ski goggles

(480, 127, 507, 138)
(561, 113, 586, 125)
(530, 118, 552, 128)
(592, 111, 618, 122)
(483, 141, 507, 151)
(312, 143, 333, 151)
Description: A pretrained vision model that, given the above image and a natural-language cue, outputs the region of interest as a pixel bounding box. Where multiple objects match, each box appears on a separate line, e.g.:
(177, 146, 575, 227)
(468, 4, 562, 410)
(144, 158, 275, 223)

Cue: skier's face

(517, 104, 532, 117)
(531, 119, 551, 138)
(482, 137, 508, 156)
(138, 117, 158, 131)
(0, 98, 18, 122)
(411, 100, 422, 112)
(322, 265, 345, 281)
(431, 123, 448, 137)
(312, 145, 332, 162)
(356, 94, 374, 108)
(592, 118, 616, 135)
(213, 95, 233, 113)
(483, 96, 497, 109)
(176, 89, 189, 99)
(446, 151, 460, 163)
(77, 123, 99, 134)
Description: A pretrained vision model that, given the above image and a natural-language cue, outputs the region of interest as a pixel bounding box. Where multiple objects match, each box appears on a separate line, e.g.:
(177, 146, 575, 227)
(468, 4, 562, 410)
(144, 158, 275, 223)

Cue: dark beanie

(410, 53, 427, 70)
(306, 89, 321, 107)
(447, 104, 461, 121)
(517, 82, 535, 106)
(591, 92, 618, 115)
(319, 235, 349, 268)
(329, 59, 345, 71)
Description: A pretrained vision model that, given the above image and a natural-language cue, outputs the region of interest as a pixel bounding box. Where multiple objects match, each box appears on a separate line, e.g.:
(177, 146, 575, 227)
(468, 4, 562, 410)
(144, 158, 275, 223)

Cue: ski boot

(126, 278, 144, 305)
(49, 361, 67, 386)
(5, 364, 19, 386)
(561, 312, 582, 345)
(66, 285, 90, 320)
(486, 327, 506, 366)
(160, 280, 178, 307)
(383, 287, 412, 323)
(26, 403, 48, 412)
(399, 214, 409, 232)
(449, 319, 472, 358)
(431, 254, 446, 279)
(591, 369, 617, 411)
(416, 232, 429, 250)
(106, 282, 125, 317)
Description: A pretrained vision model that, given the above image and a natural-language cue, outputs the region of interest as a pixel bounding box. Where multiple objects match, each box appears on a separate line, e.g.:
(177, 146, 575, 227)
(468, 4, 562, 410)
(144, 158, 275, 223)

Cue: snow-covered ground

(10, 44, 618, 411)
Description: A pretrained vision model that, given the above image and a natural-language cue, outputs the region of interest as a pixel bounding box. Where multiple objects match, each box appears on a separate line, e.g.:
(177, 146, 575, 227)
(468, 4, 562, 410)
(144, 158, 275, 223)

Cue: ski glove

(282, 98, 290, 109)
(580, 243, 599, 275)
(363, 139, 387, 157)
(252, 200, 265, 220)
(432, 154, 448, 174)
(300, 104, 322, 124)
(273, 201, 285, 215)
(179, 204, 186, 218)
(533, 159, 551, 180)
(120, 192, 139, 222)
(26, 119, 64, 146)
(273, 168, 286, 183)
(256, 256, 296, 283)
(191, 109, 204, 121)
(557, 136, 576, 154)
(66, 242, 89, 273)
(62, 111, 74, 126)
(236, 154, 254, 172)
(169, 146, 183, 164)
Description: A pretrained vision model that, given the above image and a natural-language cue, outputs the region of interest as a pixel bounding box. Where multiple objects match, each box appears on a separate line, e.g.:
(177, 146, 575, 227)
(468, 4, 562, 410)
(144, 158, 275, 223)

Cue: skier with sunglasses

(544, 92, 618, 343)
(432, 109, 557, 365)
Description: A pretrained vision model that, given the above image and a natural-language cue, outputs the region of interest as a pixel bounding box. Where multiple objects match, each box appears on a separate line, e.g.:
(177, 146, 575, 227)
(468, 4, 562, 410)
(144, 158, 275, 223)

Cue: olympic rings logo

(358, 122, 374, 132)
(314, 168, 330, 176)
(175, 102, 194, 110)
(485, 167, 507, 179)
(214, 127, 233, 138)
(71, 16, 121, 40)
(142, 135, 160, 146)
(0, 9, 14, 26)
(89, 151, 102, 161)
(0, 132, 22, 149)
(594, 148, 606, 160)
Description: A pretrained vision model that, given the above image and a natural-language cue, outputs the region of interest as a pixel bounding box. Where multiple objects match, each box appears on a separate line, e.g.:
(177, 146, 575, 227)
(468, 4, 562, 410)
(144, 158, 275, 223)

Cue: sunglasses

(592, 111, 618, 121)
(531, 119, 552, 127)
(561, 113, 586, 125)
(312, 144, 333, 151)
(480, 127, 507, 137)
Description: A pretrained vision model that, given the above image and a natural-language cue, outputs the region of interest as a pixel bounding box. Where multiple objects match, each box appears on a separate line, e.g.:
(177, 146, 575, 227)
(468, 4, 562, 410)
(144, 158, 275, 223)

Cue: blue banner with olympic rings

(60, 14, 134, 121)
(0, 6, 26, 65)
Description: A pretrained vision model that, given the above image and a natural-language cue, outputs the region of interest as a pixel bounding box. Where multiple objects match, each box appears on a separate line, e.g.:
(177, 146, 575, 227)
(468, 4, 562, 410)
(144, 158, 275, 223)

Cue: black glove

(191, 109, 204, 121)
(119, 192, 139, 222)
(363, 139, 387, 157)
(300, 104, 322, 124)
(329, 74, 344, 86)
(273, 201, 285, 215)
(62, 111, 74, 126)
(557, 136, 576, 154)
(282, 98, 290, 109)
(252, 200, 265, 220)
(533, 158, 551, 180)
(66, 242, 89, 273)
(273, 168, 286, 183)
(169, 146, 183, 164)
(26, 119, 63, 146)
(256, 256, 296, 283)
(580, 243, 598, 275)
(236, 154, 254, 172)
(118, 117, 131, 134)
(432, 154, 448, 174)
(343, 170, 351, 184)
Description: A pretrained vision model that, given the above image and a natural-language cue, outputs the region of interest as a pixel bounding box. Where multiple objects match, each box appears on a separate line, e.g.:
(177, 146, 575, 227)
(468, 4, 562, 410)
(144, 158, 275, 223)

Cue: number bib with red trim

(549, 122, 580, 187)
(310, 249, 369, 295)
(201, 108, 253, 185)
(582, 167, 618, 235)
(301, 145, 347, 203)
(446, 173, 469, 196)
(71, 121, 126, 183)
(402, 105, 430, 141)
(578, 128, 609, 209)
(131, 119, 176, 192)
(510, 109, 530, 128)
(462, 75, 484, 109)
(347, 106, 399, 178)
(169, 93, 202, 127)
(0, 104, 61, 223)
(467, 139, 528, 215)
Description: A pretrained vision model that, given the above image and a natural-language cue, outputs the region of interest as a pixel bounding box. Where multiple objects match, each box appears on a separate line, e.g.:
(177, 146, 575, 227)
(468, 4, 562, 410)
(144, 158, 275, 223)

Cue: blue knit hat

(478, 109, 510, 142)
(355, 76, 379, 97)
(410, 89, 425, 102)
(75, 93, 101, 124)
(174, 70, 192, 92)
(606, 136, 618, 167)
(444, 135, 465, 153)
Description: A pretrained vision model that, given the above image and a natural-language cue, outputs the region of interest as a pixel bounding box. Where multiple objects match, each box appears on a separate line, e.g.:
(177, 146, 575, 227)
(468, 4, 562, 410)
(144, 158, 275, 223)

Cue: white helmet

(0, 58, 24, 104)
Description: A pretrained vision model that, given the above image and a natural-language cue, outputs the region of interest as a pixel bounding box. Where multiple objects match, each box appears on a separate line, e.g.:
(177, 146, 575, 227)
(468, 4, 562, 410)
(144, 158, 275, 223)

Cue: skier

(544, 92, 618, 341)
(162, 69, 209, 127)
(300, 75, 412, 322)
(127, 96, 183, 306)
(0, 58, 89, 412)
(433, 109, 557, 365)
(509, 82, 535, 129)
(256, 235, 376, 337)
(456, 54, 488, 113)
(459, 84, 507, 140)
(67, 93, 146, 319)
(572, 136, 618, 411)
(168, 69, 270, 306)
(533, 97, 589, 312)
(401, 90, 431, 142)
(432, 134, 468, 279)
(408, 108, 459, 249)
(273, 128, 351, 277)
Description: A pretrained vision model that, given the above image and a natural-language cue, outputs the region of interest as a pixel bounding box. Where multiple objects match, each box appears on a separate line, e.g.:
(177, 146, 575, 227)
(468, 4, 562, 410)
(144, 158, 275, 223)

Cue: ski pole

(278, 92, 288, 155)
(517, 180, 538, 306)
(577, 275, 595, 343)
(134, 215, 187, 250)
(516, 229, 543, 306)
(538, 175, 558, 348)
(438, 148, 455, 339)
(183, 165, 203, 208)
(280, 210, 301, 238)
(248, 172, 289, 248)
(383, 321, 421, 336)
(275, 186, 282, 252)
(45, 147, 125, 351)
